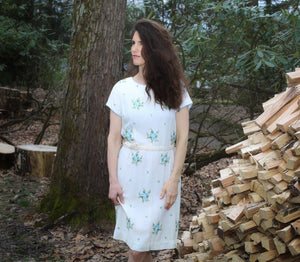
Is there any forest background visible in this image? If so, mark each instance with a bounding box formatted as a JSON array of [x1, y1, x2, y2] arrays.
[[1, 0, 299, 165]]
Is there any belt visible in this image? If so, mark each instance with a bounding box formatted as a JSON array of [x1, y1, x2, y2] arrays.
[[123, 141, 174, 151]]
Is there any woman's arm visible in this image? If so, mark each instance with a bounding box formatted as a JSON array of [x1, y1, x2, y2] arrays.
[[107, 110, 124, 205], [160, 106, 189, 209]]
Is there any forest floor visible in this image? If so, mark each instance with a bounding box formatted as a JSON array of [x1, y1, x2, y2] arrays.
[[0, 120, 235, 262]]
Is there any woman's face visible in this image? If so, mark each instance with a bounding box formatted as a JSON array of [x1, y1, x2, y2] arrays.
[[131, 31, 145, 67]]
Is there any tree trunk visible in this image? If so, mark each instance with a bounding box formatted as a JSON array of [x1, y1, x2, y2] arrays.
[[41, 0, 126, 227]]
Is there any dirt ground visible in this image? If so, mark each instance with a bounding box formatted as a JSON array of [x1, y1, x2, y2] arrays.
[[0, 120, 234, 261]]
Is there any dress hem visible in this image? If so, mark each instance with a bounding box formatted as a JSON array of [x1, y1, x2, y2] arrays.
[[113, 236, 177, 252]]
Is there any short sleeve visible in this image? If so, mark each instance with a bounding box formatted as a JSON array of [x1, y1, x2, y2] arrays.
[[106, 83, 122, 117], [179, 88, 193, 111]]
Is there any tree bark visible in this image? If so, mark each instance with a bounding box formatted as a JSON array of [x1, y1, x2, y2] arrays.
[[41, 0, 126, 227]]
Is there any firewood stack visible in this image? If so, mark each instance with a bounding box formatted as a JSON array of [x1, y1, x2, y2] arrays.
[[176, 69, 300, 262]]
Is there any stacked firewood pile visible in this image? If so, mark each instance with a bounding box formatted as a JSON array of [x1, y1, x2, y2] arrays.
[[176, 69, 300, 262]]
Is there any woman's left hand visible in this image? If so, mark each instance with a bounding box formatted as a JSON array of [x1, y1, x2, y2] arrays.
[[160, 179, 178, 210]]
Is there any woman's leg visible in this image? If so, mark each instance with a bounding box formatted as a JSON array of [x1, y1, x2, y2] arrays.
[[128, 250, 153, 262]]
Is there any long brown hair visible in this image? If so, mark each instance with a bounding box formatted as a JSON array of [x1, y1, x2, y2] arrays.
[[126, 19, 187, 110]]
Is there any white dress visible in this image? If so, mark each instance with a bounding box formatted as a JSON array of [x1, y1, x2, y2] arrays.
[[106, 77, 192, 252]]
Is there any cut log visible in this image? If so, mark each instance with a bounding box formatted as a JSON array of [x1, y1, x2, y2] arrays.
[[242, 120, 261, 136], [292, 141, 300, 156], [251, 180, 265, 199], [286, 71, 300, 86], [261, 236, 275, 251], [276, 225, 294, 243], [255, 87, 300, 127], [232, 183, 251, 194], [273, 181, 288, 194], [258, 169, 279, 180], [271, 133, 292, 149], [274, 237, 287, 255], [258, 150, 281, 168], [226, 140, 248, 154], [219, 175, 235, 188], [245, 241, 262, 253], [239, 166, 258, 180], [275, 207, 300, 223], [226, 204, 246, 224], [282, 170, 295, 182], [0, 142, 15, 168], [244, 201, 266, 219], [270, 172, 283, 184], [239, 220, 256, 233], [288, 119, 300, 135], [259, 207, 275, 220], [277, 110, 300, 133], [15, 144, 57, 177], [271, 191, 291, 204], [249, 192, 263, 203], [291, 219, 300, 235], [266, 95, 300, 134], [206, 213, 220, 225], [288, 238, 300, 256], [250, 232, 265, 245], [257, 250, 277, 262]]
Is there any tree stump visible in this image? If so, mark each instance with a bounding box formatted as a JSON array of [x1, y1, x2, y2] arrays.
[[15, 145, 57, 177], [0, 142, 15, 168]]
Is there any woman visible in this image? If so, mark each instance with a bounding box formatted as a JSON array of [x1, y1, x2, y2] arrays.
[[106, 19, 192, 262]]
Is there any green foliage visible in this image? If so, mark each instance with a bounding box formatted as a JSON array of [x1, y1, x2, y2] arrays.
[[0, 0, 72, 90], [126, 0, 299, 161], [127, 0, 299, 112]]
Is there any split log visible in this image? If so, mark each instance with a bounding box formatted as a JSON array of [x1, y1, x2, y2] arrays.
[[0, 142, 15, 168], [286, 71, 300, 86], [257, 250, 277, 262], [276, 225, 294, 243], [291, 219, 300, 235], [275, 207, 300, 223], [15, 144, 57, 177], [273, 237, 287, 255], [266, 96, 300, 134], [288, 238, 300, 256], [255, 87, 300, 128]]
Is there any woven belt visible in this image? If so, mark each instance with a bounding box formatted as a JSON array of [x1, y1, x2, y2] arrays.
[[123, 141, 174, 151]]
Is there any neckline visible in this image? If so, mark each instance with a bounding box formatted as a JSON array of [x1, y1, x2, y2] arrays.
[[132, 77, 146, 86]]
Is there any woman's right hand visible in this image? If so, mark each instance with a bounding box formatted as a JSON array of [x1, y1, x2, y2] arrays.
[[108, 183, 124, 206]]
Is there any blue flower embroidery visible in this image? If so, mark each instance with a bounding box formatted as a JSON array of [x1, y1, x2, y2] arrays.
[[139, 189, 151, 202], [152, 222, 162, 234], [132, 152, 142, 165], [132, 98, 144, 110], [176, 220, 179, 231], [126, 217, 134, 230], [170, 132, 176, 144], [123, 129, 134, 141], [160, 153, 169, 166], [147, 129, 159, 143]]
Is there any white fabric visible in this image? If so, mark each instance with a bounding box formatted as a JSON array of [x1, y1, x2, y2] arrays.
[[123, 141, 175, 151], [106, 77, 192, 252]]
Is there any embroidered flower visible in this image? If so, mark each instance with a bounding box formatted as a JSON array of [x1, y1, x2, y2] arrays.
[[152, 222, 162, 234], [126, 217, 134, 230], [160, 153, 169, 166], [123, 129, 134, 142], [132, 98, 144, 110], [132, 152, 142, 165], [147, 129, 159, 143], [176, 220, 179, 231], [170, 132, 176, 144], [139, 189, 151, 202]]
